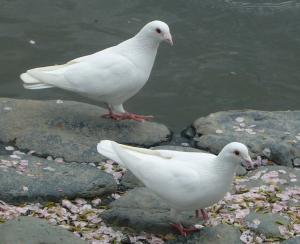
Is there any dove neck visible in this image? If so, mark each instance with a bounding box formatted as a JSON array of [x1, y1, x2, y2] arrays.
[[132, 33, 160, 50], [213, 154, 239, 177]]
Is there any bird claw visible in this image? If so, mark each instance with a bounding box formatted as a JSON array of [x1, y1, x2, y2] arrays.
[[195, 209, 209, 221], [170, 223, 199, 236], [102, 112, 153, 122]]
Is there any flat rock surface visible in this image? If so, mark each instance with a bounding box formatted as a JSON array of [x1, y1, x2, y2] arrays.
[[0, 98, 171, 162], [245, 212, 289, 238], [189, 110, 300, 167], [0, 142, 9, 156], [101, 187, 201, 234], [282, 237, 300, 244], [0, 154, 116, 204], [166, 224, 242, 244], [236, 165, 300, 192], [0, 216, 87, 244]]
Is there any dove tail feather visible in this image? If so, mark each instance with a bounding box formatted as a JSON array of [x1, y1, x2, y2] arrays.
[[97, 140, 124, 166], [20, 73, 54, 89]]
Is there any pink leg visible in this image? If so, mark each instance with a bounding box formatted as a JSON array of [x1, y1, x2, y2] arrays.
[[195, 209, 209, 221], [170, 223, 199, 236], [102, 108, 153, 122], [201, 209, 209, 221]]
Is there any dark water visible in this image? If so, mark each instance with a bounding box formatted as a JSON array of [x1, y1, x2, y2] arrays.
[[1, 0, 300, 131]]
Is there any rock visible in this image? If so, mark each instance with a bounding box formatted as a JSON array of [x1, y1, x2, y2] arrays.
[[166, 224, 242, 244], [0, 142, 10, 156], [237, 165, 300, 192], [101, 187, 200, 234], [0, 216, 87, 244], [282, 237, 300, 244], [236, 165, 247, 176], [189, 110, 300, 167], [121, 171, 144, 189], [293, 158, 300, 168], [0, 98, 171, 162], [245, 212, 289, 238], [0, 154, 116, 204]]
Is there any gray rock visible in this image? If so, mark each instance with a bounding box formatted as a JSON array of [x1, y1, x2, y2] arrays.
[[293, 158, 300, 168], [166, 224, 242, 244], [101, 187, 201, 234], [0, 154, 116, 204], [189, 110, 300, 167], [282, 237, 300, 244], [237, 165, 300, 192], [0, 142, 9, 155], [0, 216, 87, 244], [121, 170, 144, 189], [0, 98, 171, 162], [236, 165, 247, 176], [245, 212, 289, 238]]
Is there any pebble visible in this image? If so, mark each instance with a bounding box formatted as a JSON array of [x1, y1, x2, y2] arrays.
[[235, 117, 245, 123], [5, 146, 14, 151]]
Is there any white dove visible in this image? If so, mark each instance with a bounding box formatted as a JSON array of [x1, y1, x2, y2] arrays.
[[20, 20, 173, 122], [97, 140, 252, 236]]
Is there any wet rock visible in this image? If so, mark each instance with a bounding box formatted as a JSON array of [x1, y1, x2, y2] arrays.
[[166, 224, 242, 244], [0, 98, 171, 162], [236, 165, 300, 192], [121, 171, 144, 189], [293, 158, 300, 168], [0, 216, 87, 244], [0, 142, 10, 156], [282, 236, 300, 244], [245, 212, 289, 238], [189, 110, 300, 167], [101, 187, 200, 234], [0, 154, 117, 204]]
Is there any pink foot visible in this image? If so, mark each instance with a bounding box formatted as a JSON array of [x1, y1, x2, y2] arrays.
[[195, 209, 209, 221], [170, 223, 199, 236], [102, 112, 153, 122]]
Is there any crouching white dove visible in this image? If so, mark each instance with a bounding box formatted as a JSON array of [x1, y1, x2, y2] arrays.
[[97, 140, 252, 236], [20, 20, 173, 122]]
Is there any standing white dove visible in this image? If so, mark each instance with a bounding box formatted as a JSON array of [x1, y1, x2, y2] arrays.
[[97, 140, 252, 236], [20, 20, 173, 122]]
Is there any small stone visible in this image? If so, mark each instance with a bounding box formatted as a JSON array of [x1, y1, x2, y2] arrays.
[[43, 166, 55, 172], [240, 123, 246, 127], [3, 106, 12, 111], [5, 146, 14, 151], [262, 148, 271, 158], [22, 186, 29, 192], [235, 117, 244, 123], [293, 158, 300, 168], [216, 129, 223, 134], [54, 158, 64, 163]]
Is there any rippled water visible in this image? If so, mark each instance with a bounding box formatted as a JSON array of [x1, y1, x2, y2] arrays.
[[0, 0, 300, 131]]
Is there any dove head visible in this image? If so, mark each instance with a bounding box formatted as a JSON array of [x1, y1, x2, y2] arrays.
[[137, 20, 173, 46], [218, 142, 252, 168]]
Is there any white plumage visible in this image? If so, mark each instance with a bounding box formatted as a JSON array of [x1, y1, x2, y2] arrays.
[[97, 140, 252, 235], [20, 20, 173, 121]]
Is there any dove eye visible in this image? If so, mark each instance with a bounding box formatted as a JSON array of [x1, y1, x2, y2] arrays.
[[234, 150, 240, 156], [156, 28, 162, 34]]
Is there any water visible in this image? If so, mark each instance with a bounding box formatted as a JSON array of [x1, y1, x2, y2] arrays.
[[0, 0, 300, 131]]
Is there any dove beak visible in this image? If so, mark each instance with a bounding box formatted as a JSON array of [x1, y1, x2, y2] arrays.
[[164, 33, 173, 46], [242, 155, 253, 169]]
